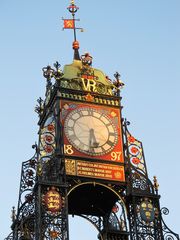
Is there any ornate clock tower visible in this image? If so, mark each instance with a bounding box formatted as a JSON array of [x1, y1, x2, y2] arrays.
[[5, 1, 179, 240]]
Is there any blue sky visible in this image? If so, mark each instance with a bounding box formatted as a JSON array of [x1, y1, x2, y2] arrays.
[[0, 0, 179, 239]]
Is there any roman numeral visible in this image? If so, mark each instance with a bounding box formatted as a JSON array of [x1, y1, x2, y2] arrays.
[[109, 132, 115, 137], [67, 126, 73, 131], [100, 146, 106, 153], [69, 134, 77, 141], [106, 140, 114, 146], [77, 142, 85, 150], [88, 109, 94, 116], [78, 111, 83, 117]]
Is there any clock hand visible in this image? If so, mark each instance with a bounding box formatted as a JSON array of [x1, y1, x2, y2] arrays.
[[89, 129, 99, 150]]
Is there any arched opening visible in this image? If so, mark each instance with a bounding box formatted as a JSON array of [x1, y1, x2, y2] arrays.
[[68, 182, 120, 216], [68, 182, 128, 239]]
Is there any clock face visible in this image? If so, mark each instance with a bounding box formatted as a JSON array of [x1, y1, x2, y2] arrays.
[[64, 107, 118, 156]]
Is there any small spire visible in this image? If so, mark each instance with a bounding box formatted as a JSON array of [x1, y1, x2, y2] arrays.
[[63, 0, 83, 60]]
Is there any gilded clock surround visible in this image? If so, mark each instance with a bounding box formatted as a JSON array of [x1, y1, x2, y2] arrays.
[[61, 100, 124, 163], [64, 106, 118, 156]]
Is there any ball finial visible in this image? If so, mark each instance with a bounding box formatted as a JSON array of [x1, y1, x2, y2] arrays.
[[73, 40, 80, 49]]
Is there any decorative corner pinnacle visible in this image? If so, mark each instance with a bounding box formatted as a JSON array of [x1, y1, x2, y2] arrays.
[[42, 62, 63, 85], [35, 97, 44, 116], [153, 176, 159, 193], [42, 65, 54, 80], [11, 206, 16, 223], [53, 61, 63, 80], [113, 71, 125, 89], [42, 65, 54, 93]]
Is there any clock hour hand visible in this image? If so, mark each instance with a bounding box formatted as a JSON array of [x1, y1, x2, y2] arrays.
[[89, 129, 99, 150]]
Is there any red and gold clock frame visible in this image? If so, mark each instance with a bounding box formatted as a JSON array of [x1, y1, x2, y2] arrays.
[[60, 100, 124, 163]]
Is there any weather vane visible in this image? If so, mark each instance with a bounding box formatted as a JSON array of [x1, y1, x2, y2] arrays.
[[62, 0, 83, 42]]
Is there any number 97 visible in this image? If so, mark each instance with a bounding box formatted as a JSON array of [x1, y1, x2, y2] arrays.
[[111, 151, 122, 161]]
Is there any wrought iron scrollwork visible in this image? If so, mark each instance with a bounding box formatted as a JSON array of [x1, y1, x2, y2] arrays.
[[69, 197, 129, 238], [9, 153, 37, 239], [4, 232, 13, 240], [127, 196, 164, 239], [124, 119, 155, 195], [161, 207, 180, 240], [108, 200, 128, 233], [17, 154, 37, 209], [79, 214, 103, 232], [131, 169, 154, 194]]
